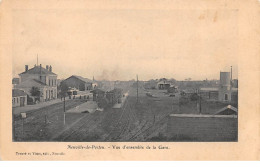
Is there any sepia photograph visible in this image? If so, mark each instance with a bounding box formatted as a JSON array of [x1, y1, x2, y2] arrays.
[[11, 9, 238, 142]]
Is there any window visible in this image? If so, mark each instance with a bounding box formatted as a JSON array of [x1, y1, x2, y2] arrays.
[[52, 80, 53, 86], [225, 94, 228, 101], [49, 80, 51, 86]]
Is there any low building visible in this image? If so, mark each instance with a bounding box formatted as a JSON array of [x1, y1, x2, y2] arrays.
[[167, 114, 237, 141], [61, 75, 94, 91], [200, 87, 219, 101], [12, 89, 27, 107], [157, 81, 171, 90], [200, 87, 238, 102], [200, 71, 238, 102]]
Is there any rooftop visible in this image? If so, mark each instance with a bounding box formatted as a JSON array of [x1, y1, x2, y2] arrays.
[[19, 66, 57, 75], [169, 113, 237, 118], [214, 105, 238, 115], [12, 89, 27, 97], [16, 79, 47, 88], [69, 75, 93, 83]]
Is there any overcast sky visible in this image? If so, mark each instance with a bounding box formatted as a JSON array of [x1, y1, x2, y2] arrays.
[[12, 9, 238, 81]]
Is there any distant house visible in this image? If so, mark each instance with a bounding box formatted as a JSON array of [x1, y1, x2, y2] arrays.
[[199, 72, 238, 103], [157, 81, 171, 90], [16, 64, 58, 102], [61, 75, 94, 91], [12, 89, 27, 107], [200, 87, 219, 100]]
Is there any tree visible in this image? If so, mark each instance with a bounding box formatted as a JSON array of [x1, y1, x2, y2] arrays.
[[30, 86, 41, 97], [60, 82, 69, 97]]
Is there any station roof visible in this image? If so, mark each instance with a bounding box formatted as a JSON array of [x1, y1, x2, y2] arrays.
[[69, 75, 93, 83]]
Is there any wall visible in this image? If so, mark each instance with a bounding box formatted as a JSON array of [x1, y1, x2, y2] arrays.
[[12, 96, 27, 107], [167, 114, 238, 141], [219, 72, 231, 101], [48, 75, 58, 86], [42, 87, 57, 101], [20, 74, 40, 82], [62, 77, 86, 91]]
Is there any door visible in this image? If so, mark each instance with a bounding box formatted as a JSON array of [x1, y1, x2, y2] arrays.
[[20, 97, 25, 107], [225, 94, 228, 101]]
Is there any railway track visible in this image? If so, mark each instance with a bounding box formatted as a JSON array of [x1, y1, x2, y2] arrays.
[[104, 97, 131, 141], [129, 115, 169, 141], [13, 100, 86, 141], [56, 112, 102, 141]]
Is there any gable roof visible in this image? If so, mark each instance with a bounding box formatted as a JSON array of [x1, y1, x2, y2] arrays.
[[214, 105, 238, 115], [69, 75, 93, 83], [16, 79, 47, 88], [19, 66, 57, 75], [12, 89, 27, 97]]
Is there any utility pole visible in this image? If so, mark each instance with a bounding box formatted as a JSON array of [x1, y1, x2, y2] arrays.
[[37, 54, 38, 66], [230, 66, 233, 102], [231, 66, 233, 82], [230, 66, 233, 90], [136, 75, 139, 103]]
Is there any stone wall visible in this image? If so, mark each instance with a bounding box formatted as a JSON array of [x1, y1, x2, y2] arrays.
[[167, 114, 238, 141]]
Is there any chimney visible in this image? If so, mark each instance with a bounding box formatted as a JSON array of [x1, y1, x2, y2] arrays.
[[49, 65, 52, 72], [25, 65, 28, 72], [46, 65, 49, 71]]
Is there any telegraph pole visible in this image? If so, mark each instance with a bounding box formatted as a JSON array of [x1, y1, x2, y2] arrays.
[[230, 66, 233, 102], [230, 66, 233, 90]]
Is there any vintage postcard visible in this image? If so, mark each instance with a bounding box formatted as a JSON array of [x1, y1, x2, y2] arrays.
[[0, 0, 259, 160]]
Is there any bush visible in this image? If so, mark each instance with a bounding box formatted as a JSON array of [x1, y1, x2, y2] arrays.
[[190, 93, 199, 101], [97, 98, 108, 109]]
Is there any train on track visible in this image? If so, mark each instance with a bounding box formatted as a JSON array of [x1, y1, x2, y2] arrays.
[[91, 88, 123, 108]]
